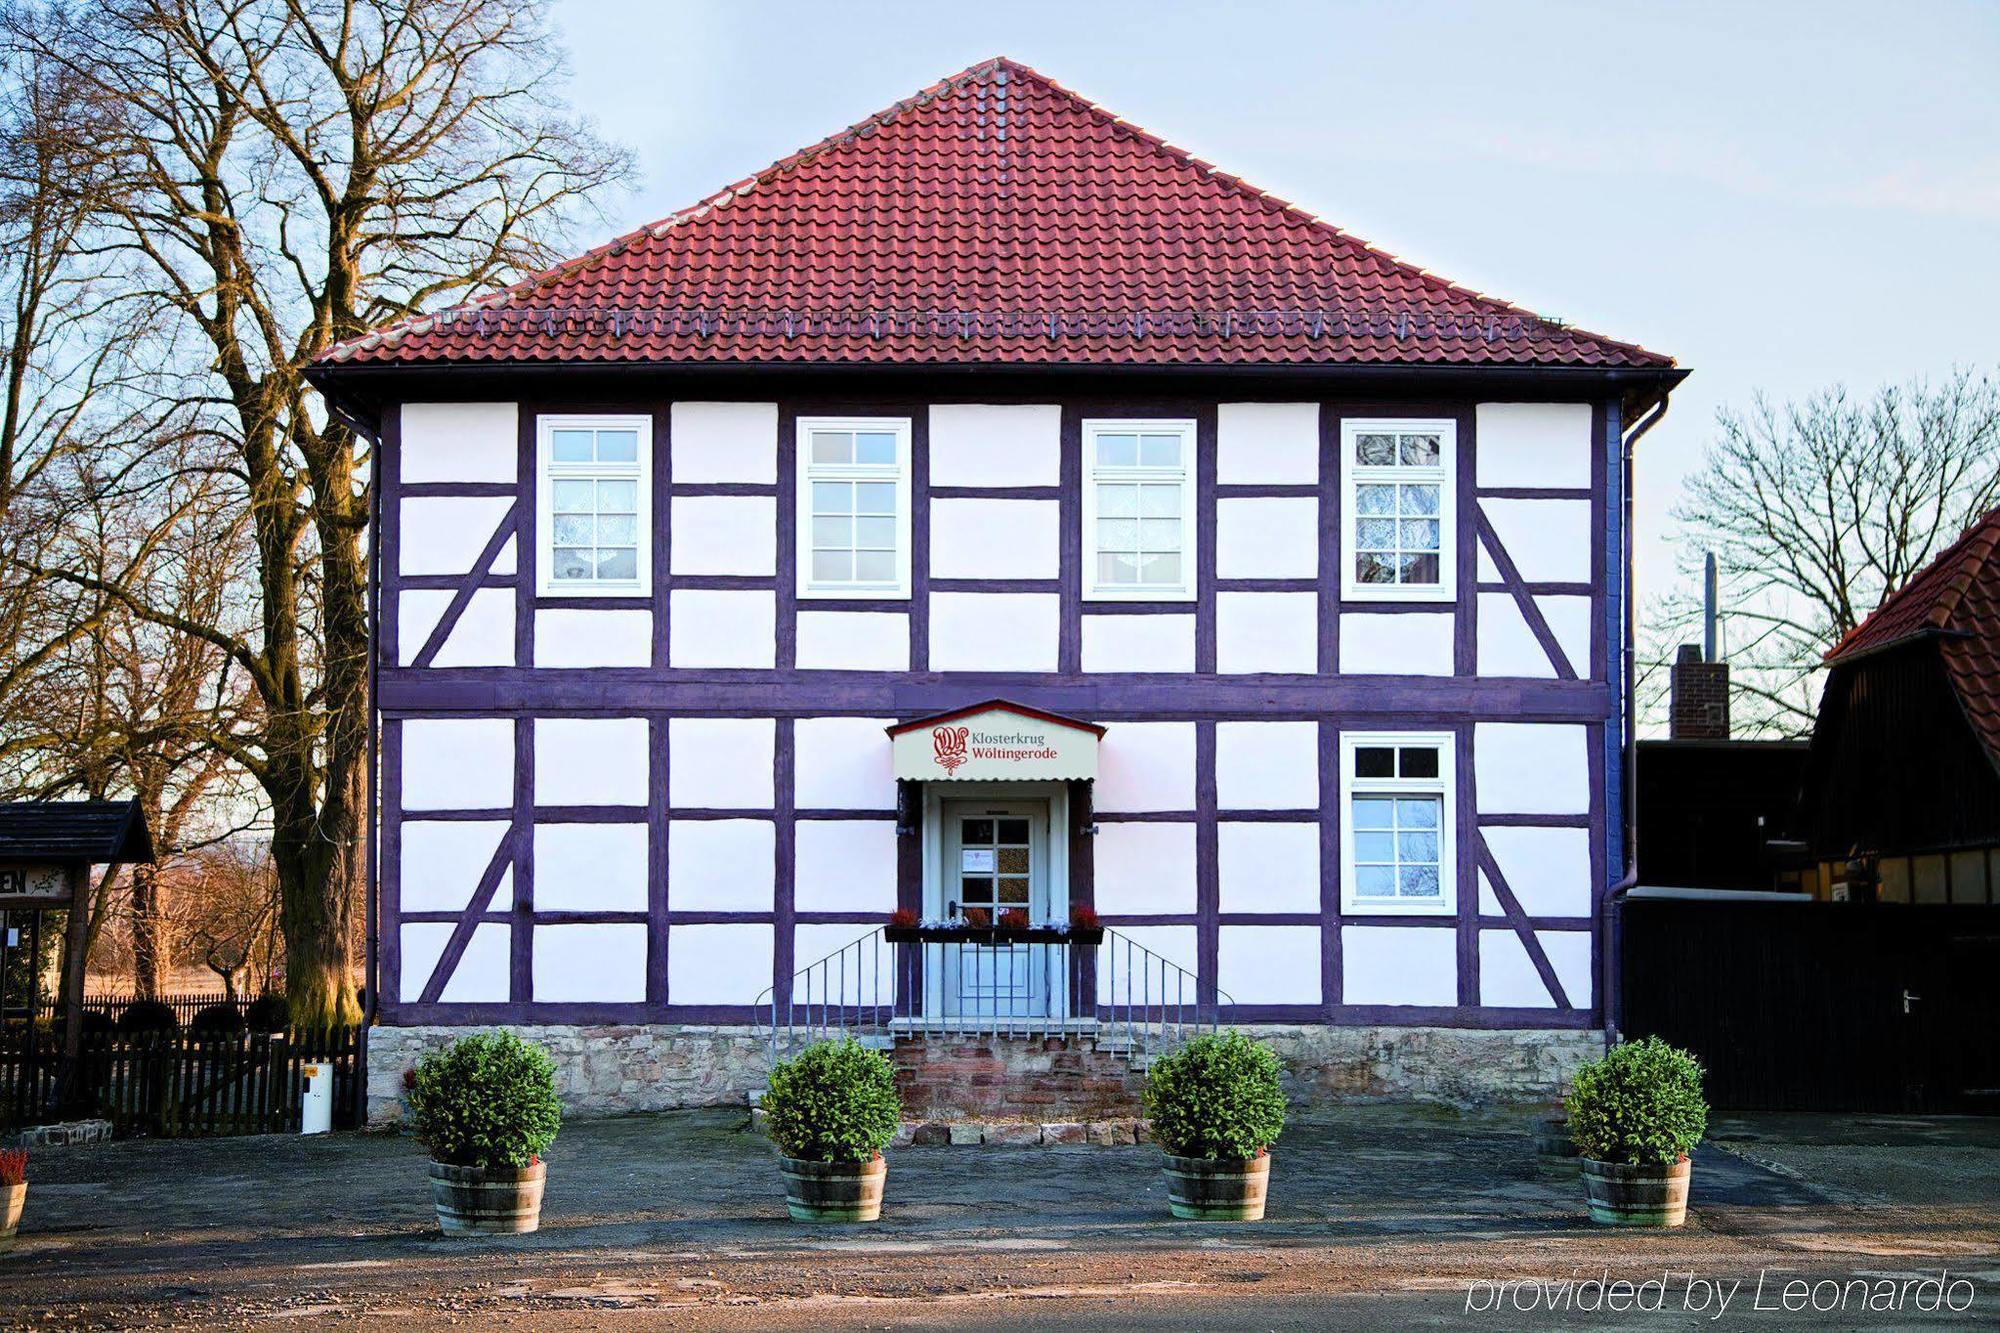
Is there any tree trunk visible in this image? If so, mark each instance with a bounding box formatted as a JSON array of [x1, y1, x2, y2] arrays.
[[129, 861, 164, 999]]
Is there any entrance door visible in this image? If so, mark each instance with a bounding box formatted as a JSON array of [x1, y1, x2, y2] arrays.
[[941, 800, 1053, 1021]]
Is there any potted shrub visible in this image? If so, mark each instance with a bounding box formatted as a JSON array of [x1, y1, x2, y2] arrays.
[[1143, 1031, 1286, 1221], [1566, 1036, 1708, 1227], [762, 1037, 902, 1223], [0, 1149, 24, 1252], [404, 1031, 562, 1235]]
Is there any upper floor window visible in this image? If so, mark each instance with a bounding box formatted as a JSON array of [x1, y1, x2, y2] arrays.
[[1082, 418, 1197, 601], [796, 416, 912, 599], [537, 414, 651, 596], [1339, 731, 1455, 916], [1341, 418, 1455, 602]]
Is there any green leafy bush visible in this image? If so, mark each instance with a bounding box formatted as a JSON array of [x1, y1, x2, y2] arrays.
[[1142, 1031, 1286, 1160], [1566, 1036, 1708, 1167], [405, 1032, 562, 1169], [762, 1037, 902, 1164]]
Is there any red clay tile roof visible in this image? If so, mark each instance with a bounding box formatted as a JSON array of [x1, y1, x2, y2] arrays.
[[1825, 506, 2000, 763], [320, 57, 1673, 372]]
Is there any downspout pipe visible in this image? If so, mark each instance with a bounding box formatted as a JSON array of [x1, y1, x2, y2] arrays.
[[1601, 390, 1671, 1049]]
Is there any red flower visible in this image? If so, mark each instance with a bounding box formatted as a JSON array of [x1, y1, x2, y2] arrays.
[[1070, 906, 1100, 930], [887, 907, 919, 929]]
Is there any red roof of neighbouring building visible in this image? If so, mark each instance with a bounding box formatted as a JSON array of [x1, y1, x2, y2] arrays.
[[319, 57, 1674, 372], [1825, 506, 2000, 762]]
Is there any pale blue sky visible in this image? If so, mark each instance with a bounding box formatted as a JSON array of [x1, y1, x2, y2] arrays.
[[549, 0, 2000, 610]]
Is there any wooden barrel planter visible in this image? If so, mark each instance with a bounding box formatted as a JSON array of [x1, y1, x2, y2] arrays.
[[781, 1155, 886, 1222], [0, 1182, 23, 1252], [428, 1160, 546, 1235], [1580, 1156, 1690, 1227], [1163, 1153, 1270, 1221]]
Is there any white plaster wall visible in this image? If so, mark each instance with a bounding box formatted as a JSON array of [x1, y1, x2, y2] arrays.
[[1217, 925, 1322, 1004], [796, 612, 908, 671], [1478, 929, 1591, 1008], [670, 496, 776, 576], [668, 819, 775, 910], [399, 496, 514, 576], [1216, 403, 1319, 484], [1540, 595, 1592, 678], [1096, 722, 1197, 812], [791, 924, 895, 1004], [668, 590, 776, 669], [1482, 498, 1592, 583], [1216, 592, 1318, 674], [669, 922, 772, 1004], [534, 823, 648, 912], [929, 498, 1060, 579], [1096, 925, 1198, 1004], [1476, 593, 1554, 678], [793, 716, 896, 810], [1217, 822, 1320, 913], [668, 717, 775, 809], [401, 922, 510, 1003], [399, 589, 514, 667], [534, 609, 652, 668], [928, 404, 1061, 487], [928, 592, 1059, 672], [400, 402, 519, 485], [670, 402, 777, 484], [401, 718, 513, 811], [534, 718, 649, 806], [1080, 613, 1194, 673], [1473, 403, 1593, 489], [1480, 825, 1593, 917], [400, 821, 511, 913], [1215, 497, 1319, 579], [793, 820, 898, 913], [1339, 612, 1454, 676], [534, 923, 648, 1003], [1215, 721, 1319, 811], [1340, 925, 1457, 1006], [1093, 822, 1197, 915], [1474, 723, 1590, 815]]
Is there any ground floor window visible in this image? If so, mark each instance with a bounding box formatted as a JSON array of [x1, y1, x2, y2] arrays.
[[1340, 731, 1455, 915]]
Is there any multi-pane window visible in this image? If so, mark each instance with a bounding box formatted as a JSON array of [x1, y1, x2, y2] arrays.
[[956, 815, 1033, 917], [797, 417, 911, 599], [1340, 732, 1454, 915], [1083, 419, 1197, 601], [1342, 419, 1455, 602], [538, 415, 650, 595]]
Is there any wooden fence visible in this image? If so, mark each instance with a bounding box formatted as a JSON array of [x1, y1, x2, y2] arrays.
[[75, 993, 274, 1027], [0, 1026, 362, 1136]]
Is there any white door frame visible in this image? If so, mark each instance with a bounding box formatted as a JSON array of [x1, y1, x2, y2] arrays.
[[920, 781, 1071, 1023]]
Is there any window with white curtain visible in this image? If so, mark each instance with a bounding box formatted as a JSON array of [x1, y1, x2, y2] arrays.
[[796, 417, 912, 599], [1339, 731, 1455, 915], [1082, 418, 1197, 601], [537, 414, 651, 596]]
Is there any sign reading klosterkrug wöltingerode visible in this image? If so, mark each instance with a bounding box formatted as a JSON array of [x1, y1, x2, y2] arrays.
[[889, 704, 1100, 782]]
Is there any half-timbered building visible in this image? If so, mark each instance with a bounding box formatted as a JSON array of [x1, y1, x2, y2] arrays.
[[309, 58, 1686, 1118]]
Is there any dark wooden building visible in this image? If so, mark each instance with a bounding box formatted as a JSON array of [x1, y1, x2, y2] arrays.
[[1798, 509, 2000, 904]]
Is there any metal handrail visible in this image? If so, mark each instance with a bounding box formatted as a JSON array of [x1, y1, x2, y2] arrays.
[[753, 924, 1228, 1067]]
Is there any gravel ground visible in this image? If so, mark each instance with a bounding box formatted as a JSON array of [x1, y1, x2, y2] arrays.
[[3, 1104, 1996, 1329]]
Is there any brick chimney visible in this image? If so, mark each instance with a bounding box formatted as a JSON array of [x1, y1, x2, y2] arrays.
[[1669, 643, 1730, 740]]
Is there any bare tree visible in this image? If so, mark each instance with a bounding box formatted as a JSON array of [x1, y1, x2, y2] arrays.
[[169, 840, 281, 999], [4, 0, 628, 1023], [1649, 369, 2000, 734]]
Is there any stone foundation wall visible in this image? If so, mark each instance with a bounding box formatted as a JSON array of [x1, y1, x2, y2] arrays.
[[365, 1022, 1601, 1125], [365, 1024, 771, 1127], [892, 1035, 1143, 1124]]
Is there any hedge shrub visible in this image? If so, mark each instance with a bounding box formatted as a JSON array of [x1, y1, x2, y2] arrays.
[[1143, 1031, 1286, 1160], [762, 1037, 901, 1164], [405, 1031, 562, 1169], [1566, 1036, 1708, 1167]]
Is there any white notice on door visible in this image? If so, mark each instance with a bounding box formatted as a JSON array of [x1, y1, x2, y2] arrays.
[[961, 848, 996, 873]]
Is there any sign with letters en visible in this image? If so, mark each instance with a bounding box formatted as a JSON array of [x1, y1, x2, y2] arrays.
[[0, 862, 72, 906], [891, 705, 1099, 783]]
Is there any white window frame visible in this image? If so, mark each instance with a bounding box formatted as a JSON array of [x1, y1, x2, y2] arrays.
[[795, 415, 913, 601], [1338, 730, 1456, 917], [1081, 417, 1198, 603], [1340, 417, 1456, 604], [536, 413, 652, 598]]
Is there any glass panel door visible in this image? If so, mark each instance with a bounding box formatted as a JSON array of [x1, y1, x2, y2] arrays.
[[941, 800, 1052, 1021]]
